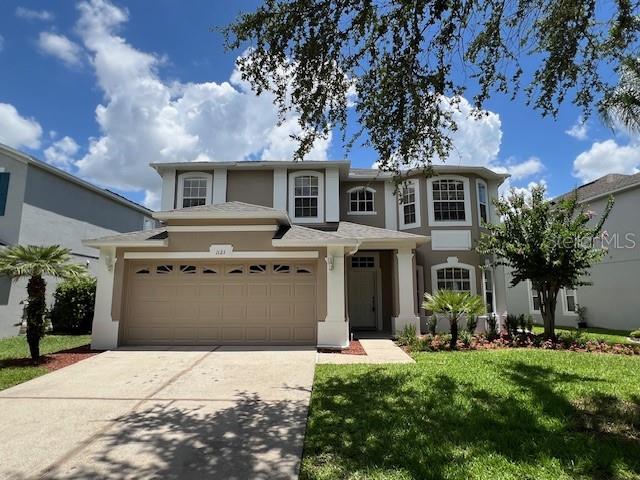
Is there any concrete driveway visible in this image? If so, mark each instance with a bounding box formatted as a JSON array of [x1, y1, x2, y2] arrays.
[[0, 346, 317, 480]]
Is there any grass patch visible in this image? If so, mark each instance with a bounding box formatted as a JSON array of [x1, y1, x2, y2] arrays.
[[0, 334, 90, 391], [301, 349, 640, 480], [533, 325, 633, 344]]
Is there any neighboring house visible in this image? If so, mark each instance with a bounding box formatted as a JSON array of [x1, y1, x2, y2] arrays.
[[506, 172, 640, 331], [85, 160, 510, 349], [0, 143, 155, 337]]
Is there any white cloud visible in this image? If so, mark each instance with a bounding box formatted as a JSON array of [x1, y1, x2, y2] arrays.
[[565, 116, 588, 140], [508, 179, 549, 202], [70, 0, 330, 207], [44, 136, 80, 169], [15, 7, 54, 21], [573, 139, 640, 183], [38, 32, 84, 67], [0, 103, 42, 149], [503, 157, 544, 180]]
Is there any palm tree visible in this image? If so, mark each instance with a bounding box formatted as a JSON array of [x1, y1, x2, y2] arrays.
[[423, 290, 485, 349], [0, 245, 87, 360], [600, 56, 640, 134]]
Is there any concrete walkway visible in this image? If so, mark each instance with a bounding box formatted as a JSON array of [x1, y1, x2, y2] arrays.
[[316, 338, 414, 364], [0, 346, 316, 480]]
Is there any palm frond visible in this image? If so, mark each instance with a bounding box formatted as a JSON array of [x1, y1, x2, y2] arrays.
[[0, 245, 87, 280]]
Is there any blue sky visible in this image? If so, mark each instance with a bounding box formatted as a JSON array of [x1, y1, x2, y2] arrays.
[[1, 0, 639, 208]]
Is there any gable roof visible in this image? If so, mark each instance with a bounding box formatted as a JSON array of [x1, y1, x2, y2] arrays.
[[153, 201, 289, 221], [555, 172, 640, 203], [0, 142, 152, 216], [83, 228, 168, 247]]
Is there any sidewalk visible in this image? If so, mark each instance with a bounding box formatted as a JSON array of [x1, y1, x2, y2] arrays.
[[316, 339, 414, 364]]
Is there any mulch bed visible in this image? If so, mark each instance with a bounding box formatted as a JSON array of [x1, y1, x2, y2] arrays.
[[0, 345, 102, 372], [318, 340, 367, 355]]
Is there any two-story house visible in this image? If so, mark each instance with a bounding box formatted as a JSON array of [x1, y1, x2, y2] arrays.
[[0, 143, 155, 337], [506, 172, 640, 332], [85, 160, 509, 349]]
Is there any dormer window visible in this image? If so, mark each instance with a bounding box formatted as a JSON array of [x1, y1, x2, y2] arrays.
[[177, 172, 212, 209], [347, 187, 376, 214], [288, 171, 324, 223]]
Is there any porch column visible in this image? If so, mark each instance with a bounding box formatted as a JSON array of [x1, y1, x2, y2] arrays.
[[91, 247, 119, 350], [392, 247, 420, 335], [317, 245, 350, 348]]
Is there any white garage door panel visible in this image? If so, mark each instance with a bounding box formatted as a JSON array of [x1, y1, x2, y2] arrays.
[[122, 260, 318, 345]]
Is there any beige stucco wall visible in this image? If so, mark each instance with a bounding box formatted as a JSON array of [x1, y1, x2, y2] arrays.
[[339, 181, 386, 228], [226, 170, 274, 207]]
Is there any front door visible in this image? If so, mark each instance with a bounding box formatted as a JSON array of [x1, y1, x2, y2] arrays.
[[348, 255, 380, 330]]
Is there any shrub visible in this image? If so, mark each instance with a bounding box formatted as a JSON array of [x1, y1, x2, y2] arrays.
[[505, 314, 520, 336], [518, 314, 526, 333], [629, 329, 640, 338], [397, 323, 418, 348], [526, 314, 534, 333], [486, 313, 498, 340], [49, 276, 97, 334], [426, 315, 438, 335], [466, 315, 478, 334]]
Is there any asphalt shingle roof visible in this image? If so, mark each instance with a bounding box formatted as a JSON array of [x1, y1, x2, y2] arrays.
[[555, 172, 640, 203], [84, 228, 167, 244], [157, 201, 286, 215]]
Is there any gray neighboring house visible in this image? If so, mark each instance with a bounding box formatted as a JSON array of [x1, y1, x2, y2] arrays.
[[505, 172, 640, 332], [0, 143, 155, 338]]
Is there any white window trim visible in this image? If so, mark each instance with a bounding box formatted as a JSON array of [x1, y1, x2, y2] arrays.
[[427, 175, 472, 227], [398, 178, 421, 230], [561, 287, 578, 316], [527, 280, 541, 314], [346, 186, 377, 215], [481, 266, 497, 313], [430, 257, 477, 295], [476, 178, 489, 226], [288, 170, 324, 224], [177, 171, 212, 209]]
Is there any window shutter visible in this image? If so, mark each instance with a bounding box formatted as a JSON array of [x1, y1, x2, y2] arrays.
[[0, 173, 10, 216]]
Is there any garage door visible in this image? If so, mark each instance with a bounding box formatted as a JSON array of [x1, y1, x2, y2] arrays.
[[121, 260, 317, 345]]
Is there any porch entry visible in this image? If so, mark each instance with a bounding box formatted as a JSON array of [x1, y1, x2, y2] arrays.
[[348, 252, 383, 331]]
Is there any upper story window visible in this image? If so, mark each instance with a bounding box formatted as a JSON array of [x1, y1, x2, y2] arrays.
[[399, 179, 420, 229], [177, 172, 212, 209], [288, 171, 324, 223], [347, 187, 376, 214], [427, 176, 472, 227], [0, 171, 10, 216], [477, 179, 489, 224]]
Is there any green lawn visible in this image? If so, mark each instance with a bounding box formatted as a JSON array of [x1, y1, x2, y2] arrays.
[[533, 325, 634, 344], [301, 350, 640, 480], [0, 334, 90, 391]]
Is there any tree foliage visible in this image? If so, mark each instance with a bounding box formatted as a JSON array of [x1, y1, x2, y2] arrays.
[[601, 55, 640, 133], [0, 245, 87, 359], [225, 0, 640, 172], [476, 186, 613, 338], [423, 290, 485, 349]]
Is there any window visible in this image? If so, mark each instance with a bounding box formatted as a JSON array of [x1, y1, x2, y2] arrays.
[[156, 265, 173, 275], [348, 187, 375, 214], [563, 288, 577, 314], [177, 172, 212, 209], [249, 264, 267, 274], [433, 179, 466, 221], [0, 172, 9, 216], [294, 176, 319, 217], [180, 265, 197, 274], [528, 281, 541, 313], [399, 179, 420, 229], [202, 266, 218, 274], [427, 176, 471, 226], [226, 265, 244, 275], [273, 264, 291, 274], [435, 267, 471, 292], [431, 258, 477, 295], [296, 265, 313, 275], [135, 267, 150, 275], [482, 268, 495, 313], [477, 180, 489, 224], [289, 171, 324, 223], [351, 256, 375, 268]]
